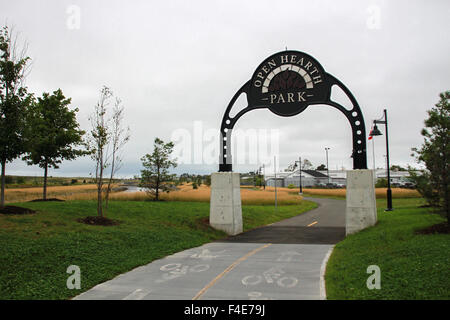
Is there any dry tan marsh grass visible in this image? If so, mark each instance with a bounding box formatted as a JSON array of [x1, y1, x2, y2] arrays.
[[104, 185, 303, 205], [3, 184, 116, 203], [302, 187, 420, 198], [4, 182, 420, 204]]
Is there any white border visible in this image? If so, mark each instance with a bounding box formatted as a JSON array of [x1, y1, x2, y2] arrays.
[[319, 245, 335, 300]]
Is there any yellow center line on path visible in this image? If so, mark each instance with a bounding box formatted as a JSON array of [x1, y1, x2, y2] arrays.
[[192, 243, 272, 300], [307, 221, 318, 227]]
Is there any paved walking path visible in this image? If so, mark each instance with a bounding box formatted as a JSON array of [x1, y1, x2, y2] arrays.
[[74, 197, 345, 300]]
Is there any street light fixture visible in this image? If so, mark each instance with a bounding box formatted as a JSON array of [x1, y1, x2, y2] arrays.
[[370, 109, 393, 211], [325, 147, 330, 184]]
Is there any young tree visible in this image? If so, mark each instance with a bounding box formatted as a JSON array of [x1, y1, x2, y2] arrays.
[[0, 25, 32, 207], [88, 86, 112, 217], [23, 89, 86, 200], [88, 87, 130, 216], [411, 91, 449, 224], [104, 97, 130, 208], [139, 138, 177, 201]]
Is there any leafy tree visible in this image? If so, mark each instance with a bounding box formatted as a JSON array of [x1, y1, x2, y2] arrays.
[[204, 175, 211, 186], [0, 25, 32, 207], [411, 91, 449, 223], [390, 165, 407, 171], [375, 178, 388, 188], [291, 159, 313, 171], [285, 164, 295, 172], [179, 173, 190, 183], [302, 159, 313, 170], [16, 176, 26, 184], [255, 176, 263, 187], [407, 168, 437, 206], [139, 138, 177, 201], [23, 89, 86, 200], [196, 175, 202, 187], [4, 176, 13, 184], [316, 164, 327, 171]]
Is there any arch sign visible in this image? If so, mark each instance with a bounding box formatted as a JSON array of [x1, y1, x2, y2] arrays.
[[219, 50, 367, 172], [210, 50, 377, 236]]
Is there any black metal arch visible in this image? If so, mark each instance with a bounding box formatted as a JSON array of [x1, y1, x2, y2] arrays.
[[218, 73, 368, 172]]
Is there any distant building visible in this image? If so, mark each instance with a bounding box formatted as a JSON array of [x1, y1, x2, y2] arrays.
[[370, 169, 418, 187], [265, 169, 329, 187], [240, 175, 257, 186], [264, 168, 420, 187]]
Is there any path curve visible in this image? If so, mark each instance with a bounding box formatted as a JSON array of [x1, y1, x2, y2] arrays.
[[74, 197, 345, 300]]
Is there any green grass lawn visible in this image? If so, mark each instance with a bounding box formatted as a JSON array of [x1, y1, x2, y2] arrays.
[[0, 200, 316, 300], [325, 198, 449, 300]]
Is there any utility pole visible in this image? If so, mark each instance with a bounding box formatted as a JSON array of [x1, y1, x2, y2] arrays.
[[294, 157, 303, 194], [274, 156, 277, 211], [384, 109, 392, 211], [262, 164, 265, 190], [325, 147, 330, 184], [299, 156, 303, 194]]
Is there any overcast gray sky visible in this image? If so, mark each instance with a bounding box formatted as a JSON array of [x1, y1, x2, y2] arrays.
[[1, 0, 449, 177]]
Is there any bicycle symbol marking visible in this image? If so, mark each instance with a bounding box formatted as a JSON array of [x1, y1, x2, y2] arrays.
[[156, 263, 210, 283], [241, 267, 298, 288], [248, 291, 271, 300], [169, 248, 228, 260]]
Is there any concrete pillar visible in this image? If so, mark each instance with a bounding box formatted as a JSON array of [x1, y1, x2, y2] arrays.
[[346, 170, 377, 235], [209, 172, 243, 235]]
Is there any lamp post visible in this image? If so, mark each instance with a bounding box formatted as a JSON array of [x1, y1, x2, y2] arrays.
[[371, 109, 393, 211], [294, 157, 303, 194], [325, 147, 330, 184]]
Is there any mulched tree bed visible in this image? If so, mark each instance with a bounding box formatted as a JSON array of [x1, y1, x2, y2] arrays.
[[415, 222, 449, 235], [29, 198, 65, 202], [77, 216, 121, 226], [0, 206, 37, 215]]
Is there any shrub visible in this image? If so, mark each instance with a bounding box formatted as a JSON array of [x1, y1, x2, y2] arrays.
[[205, 175, 211, 186], [16, 176, 26, 184], [4, 176, 14, 184], [375, 178, 388, 188]]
